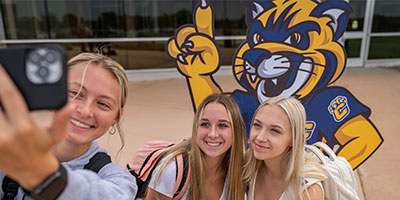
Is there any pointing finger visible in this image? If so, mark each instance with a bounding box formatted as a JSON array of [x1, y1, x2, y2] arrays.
[[194, 0, 214, 37]]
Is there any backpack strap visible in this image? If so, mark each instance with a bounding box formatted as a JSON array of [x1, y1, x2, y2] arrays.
[[2, 176, 20, 200], [172, 152, 191, 200], [136, 143, 175, 180], [84, 152, 112, 173]]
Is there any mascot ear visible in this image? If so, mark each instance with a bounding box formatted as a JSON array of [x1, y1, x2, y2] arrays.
[[244, 1, 275, 26], [311, 1, 352, 41]]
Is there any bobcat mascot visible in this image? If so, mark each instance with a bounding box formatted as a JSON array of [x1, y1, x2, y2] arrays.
[[167, 0, 383, 169]]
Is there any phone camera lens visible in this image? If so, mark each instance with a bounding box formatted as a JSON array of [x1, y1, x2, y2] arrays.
[[37, 66, 49, 79], [45, 51, 56, 63], [29, 52, 41, 64]]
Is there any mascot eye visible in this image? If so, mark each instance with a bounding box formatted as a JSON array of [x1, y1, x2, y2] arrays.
[[252, 33, 265, 45], [284, 32, 302, 46]]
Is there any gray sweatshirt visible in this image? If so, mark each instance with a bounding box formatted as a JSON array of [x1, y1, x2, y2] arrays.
[[0, 141, 137, 200]]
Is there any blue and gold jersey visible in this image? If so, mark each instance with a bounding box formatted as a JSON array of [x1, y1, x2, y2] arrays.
[[303, 87, 371, 146]]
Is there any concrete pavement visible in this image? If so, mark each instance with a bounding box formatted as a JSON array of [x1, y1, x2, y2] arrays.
[[33, 66, 399, 199], [100, 66, 399, 199]]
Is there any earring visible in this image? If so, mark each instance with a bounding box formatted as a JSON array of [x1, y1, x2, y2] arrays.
[[109, 125, 116, 135]]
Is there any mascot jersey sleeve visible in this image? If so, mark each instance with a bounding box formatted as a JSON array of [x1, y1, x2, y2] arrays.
[[303, 87, 371, 145]]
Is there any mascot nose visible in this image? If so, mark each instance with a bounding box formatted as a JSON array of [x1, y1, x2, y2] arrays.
[[243, 49, 271, 67]]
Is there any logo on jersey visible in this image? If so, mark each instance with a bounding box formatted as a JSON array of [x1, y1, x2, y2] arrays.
[[328, 96, 350, 122], [305, 121, 316, 141]]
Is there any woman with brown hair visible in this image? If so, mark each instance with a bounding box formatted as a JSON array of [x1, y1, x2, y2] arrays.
[[146, 93, 246, 200]]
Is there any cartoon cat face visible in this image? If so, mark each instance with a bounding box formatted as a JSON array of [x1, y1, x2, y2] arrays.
[[233, 0, 351, 103]]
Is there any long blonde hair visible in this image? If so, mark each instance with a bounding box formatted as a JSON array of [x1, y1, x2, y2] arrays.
[[153, 93, 246, 200], [67, 53, 129, 150], [243, 96, 325, 199]]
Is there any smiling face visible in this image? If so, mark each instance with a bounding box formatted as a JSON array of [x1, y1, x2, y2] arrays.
[[250, 104, 292, 162], [66, 62, 120, 146], [196, 102, 233, 161]]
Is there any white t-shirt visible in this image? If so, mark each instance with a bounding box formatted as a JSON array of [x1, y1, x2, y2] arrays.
[[247, 170, 324, 200], [149, 158, 229, 200]]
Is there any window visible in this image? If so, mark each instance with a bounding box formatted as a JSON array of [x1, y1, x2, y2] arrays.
[[368, 36, 400, 59], [372, 0, 400, 33], [346, 0, 366, 32], [345, 39, 361, 58]]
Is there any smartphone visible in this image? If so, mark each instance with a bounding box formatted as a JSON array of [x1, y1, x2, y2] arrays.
[[0, 44, 68, 110]]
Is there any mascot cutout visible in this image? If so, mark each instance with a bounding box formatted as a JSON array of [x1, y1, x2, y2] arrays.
[[166, 0, 383, 169]]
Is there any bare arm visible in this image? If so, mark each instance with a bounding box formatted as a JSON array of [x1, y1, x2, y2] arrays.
[[303, 183, 323, 200]]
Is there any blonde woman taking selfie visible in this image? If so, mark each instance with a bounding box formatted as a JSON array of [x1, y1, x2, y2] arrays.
[[0, 53, 137, 200]]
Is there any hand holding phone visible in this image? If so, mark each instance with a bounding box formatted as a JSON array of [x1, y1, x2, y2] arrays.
[[0, 61, 74, 190], [0, 44, 68, 110]]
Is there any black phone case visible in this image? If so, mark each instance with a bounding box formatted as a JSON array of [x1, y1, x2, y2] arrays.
[[0, 44, 68, 110]]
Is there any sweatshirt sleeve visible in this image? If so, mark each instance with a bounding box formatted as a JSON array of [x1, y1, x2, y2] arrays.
[[0, 173, 4, 198], [57, 163, 137, 200]]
